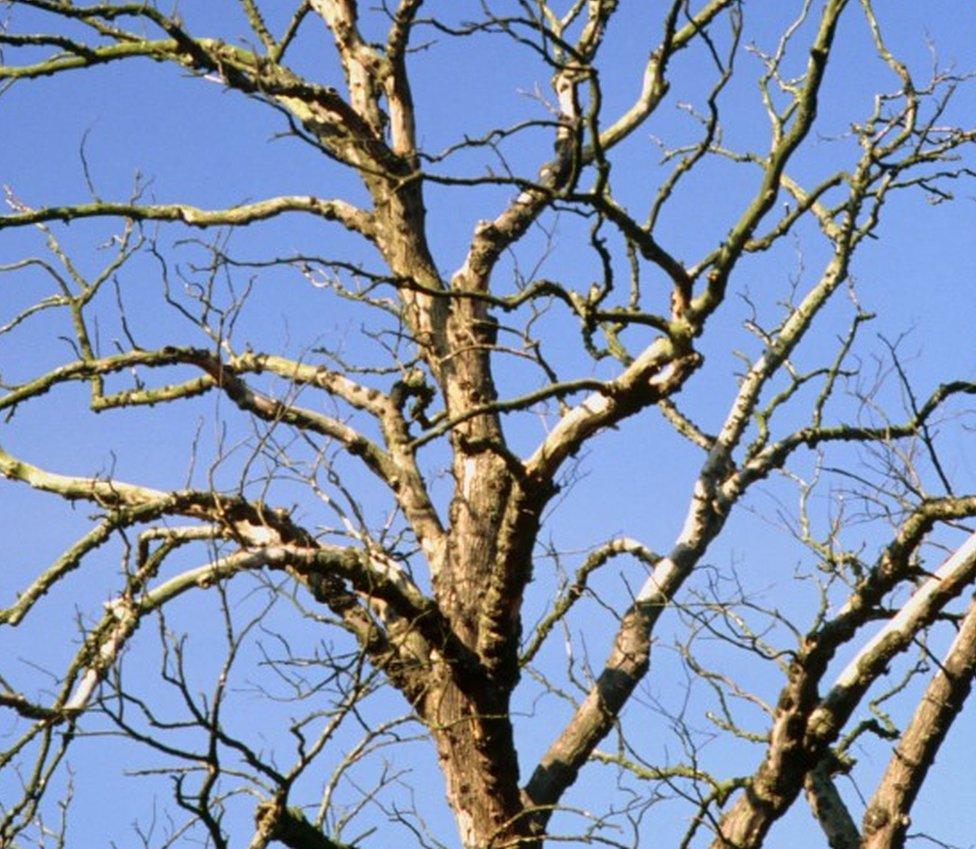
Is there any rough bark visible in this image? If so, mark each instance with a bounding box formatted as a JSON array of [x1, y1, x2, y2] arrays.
[[861, 594, 976, 849], [805, 760, 860, 849], [3, 3, 976, 849]]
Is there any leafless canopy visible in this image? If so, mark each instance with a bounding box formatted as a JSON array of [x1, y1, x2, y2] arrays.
[[2, 2, 976, 848]]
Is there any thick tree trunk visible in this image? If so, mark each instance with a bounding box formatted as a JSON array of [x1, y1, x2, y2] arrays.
[[369, 181, 536, 848], [421, 671, 527, 849]]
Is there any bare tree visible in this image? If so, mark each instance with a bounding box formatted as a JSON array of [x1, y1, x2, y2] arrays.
[[2, 2, 976, 848]]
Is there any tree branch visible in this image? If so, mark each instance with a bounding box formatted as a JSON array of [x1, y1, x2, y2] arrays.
[[804, 758, 860, 849], [0, 196, 376, 238], [861, 593, 976, 849]]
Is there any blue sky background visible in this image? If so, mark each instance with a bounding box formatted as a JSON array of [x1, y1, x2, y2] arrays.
[[2, 2, 976, 847]]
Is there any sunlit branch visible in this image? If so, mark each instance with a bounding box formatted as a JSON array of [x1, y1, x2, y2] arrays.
[[0, 196, 376, 238], [0, 346, 446, 556], [861, 592, 976, 849]]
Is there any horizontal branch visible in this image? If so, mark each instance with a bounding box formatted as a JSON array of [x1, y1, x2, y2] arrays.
[[0, 442, 320, 552], [1, 345, 445, 559], [0, 437, 447, 636], [411, 377, 607, 449], [0, 196, 376, 238], [0, 9, 403, 173], [0, 35, 182, 79], [737, 380, 976, 487]]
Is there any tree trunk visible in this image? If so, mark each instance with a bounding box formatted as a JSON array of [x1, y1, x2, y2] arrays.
[[371, 179, 535, 847]]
